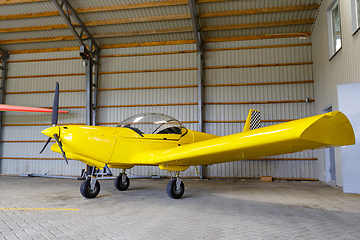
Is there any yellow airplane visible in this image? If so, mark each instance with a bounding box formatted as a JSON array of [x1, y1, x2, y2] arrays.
[[40, 83, 355, 199]]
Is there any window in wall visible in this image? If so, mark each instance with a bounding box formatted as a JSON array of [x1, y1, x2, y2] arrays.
[[351, 0, 360, 34], [327, 0, 342, 59]]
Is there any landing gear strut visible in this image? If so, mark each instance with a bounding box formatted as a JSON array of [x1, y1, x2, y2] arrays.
[[80, 166, 100, 198], [166, 172, 185, 199], [114, 170, 130, 191]]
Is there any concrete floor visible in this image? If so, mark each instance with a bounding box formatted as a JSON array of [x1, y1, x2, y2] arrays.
[[1, 176, 360, 240]]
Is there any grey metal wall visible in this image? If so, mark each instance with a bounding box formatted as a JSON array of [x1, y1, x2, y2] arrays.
[[2, 51, 86, 176], [203, 37, 315, 178], [1, 37, 316, 179]]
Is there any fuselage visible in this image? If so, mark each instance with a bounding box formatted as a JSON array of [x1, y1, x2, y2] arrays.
[[41, 125, 218, 169]]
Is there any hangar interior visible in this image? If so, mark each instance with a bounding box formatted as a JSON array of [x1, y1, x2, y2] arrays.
[[0, 0, 359, 191]]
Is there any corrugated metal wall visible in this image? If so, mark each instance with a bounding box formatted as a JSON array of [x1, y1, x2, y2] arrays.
[[203, 37, 315, 178], [312, 0, 360, 186], [98, 44, 199, 177], [1, 37, 316, 179], [2, 50, 87, 176]]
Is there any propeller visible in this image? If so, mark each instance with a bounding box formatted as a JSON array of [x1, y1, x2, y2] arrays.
[[39, 82, 68, 164], [39, 137, 51, 154], [52, 82, 59, 126], [53, 133, 68, 164]]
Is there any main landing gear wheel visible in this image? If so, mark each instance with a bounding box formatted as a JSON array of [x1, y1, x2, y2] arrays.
[[80, 178, 100, 198], [114, 173, 130, 191], [166, 178, 185, 199]]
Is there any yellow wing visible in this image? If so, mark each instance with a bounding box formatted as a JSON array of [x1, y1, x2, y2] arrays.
[[131, 111, 355, 170]]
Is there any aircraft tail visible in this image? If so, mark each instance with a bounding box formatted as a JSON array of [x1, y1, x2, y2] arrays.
[[243, 109, 260, 132]]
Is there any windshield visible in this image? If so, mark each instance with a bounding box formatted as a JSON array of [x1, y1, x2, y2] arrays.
[[117, 113, 187, 135]]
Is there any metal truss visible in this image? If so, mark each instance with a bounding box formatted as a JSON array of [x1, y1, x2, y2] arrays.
[[188, 0, 203, 53], [0, 46, 9, 106], [51, 0, 100, 126], [51, 0, 100, 60], [0, 46, 8, 62]]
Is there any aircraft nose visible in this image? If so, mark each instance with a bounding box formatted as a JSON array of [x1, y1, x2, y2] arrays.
[[41, 126, 59, 138]]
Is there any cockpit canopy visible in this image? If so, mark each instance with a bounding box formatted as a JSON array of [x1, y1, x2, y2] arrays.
[[117, 113, 187, 135]]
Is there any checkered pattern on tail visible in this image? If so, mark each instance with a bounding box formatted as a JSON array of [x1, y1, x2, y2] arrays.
[[249, 110, 261, 130]]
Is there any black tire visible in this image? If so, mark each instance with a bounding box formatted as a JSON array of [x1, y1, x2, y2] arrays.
[[114, 174, 130, 191], [80, 178, 100, 198], [166, 179, 185, 199]]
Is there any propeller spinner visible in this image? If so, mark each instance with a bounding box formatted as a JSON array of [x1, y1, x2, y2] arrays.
[[39, 82, 68, 164]]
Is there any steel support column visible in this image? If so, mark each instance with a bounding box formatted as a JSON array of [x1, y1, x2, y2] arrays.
[[198, 52, 207, 178], [198, 52, 206, 178], [188, 0, 206, 178], [92, 54, 99, 126], [0, 47, 9, 174], [198, 53, 204, 132], [188, 0, 204, 133], [84, 42, 93, 126]]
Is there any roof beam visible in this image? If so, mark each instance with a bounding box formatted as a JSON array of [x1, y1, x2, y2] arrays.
[[92, 27, 193, 38], [0, 14, 191, 31], [198, 4, 320, 18], [0, 19, 313, 45], [0, 14, 314, 34], [0, 1, 188, 19], [0, 2, 319, 20], [6, 32, 311, 54], [201, 18, 315, 31], [0, 28, 192, 45], [0, 4, 319, 33], [0, 0, 188, 17], [0, 0, 225, 6], [203, 32, 311, 43], [0, 0, 44, 4]]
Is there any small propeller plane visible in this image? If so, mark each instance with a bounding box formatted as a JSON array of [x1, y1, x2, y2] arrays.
[[40, 83, 355, 199]]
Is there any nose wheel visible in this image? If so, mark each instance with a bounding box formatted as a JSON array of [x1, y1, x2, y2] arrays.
[[166, 173, 185, 199], [80, 177, 100, 198], [114, 171, 130, 191]]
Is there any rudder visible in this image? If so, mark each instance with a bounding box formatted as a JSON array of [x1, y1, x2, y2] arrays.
[[243, 109, 260, 132]]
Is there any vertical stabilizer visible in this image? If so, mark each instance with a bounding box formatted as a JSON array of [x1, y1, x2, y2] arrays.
[[243, 109, 260, 132]]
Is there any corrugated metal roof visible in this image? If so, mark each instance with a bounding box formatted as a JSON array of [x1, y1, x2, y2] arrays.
[[2, 40, 79, 52], [0, 0, 320, 52], [0, 1, 55, 15], [78, 5, 190, 22], [97, 33, 194, 45], [0, 16, 64, 28], [70, 0, 169, 9]]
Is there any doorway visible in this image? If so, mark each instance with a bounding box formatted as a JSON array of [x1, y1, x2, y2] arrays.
[[323, 105, 336, 183]]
